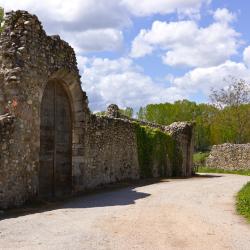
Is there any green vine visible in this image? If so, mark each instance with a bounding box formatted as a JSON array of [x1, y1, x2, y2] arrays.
[[133, 122, 182, 178]]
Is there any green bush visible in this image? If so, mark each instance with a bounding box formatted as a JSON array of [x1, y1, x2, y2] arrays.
[[237, 182, 250, 222], [193, 152, 209, 168]]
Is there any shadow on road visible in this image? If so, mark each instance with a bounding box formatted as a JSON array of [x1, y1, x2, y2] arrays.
[[62, 187, 150, 209], [2, 175, 222, 220], [0, 183, 152, 221], [193, 173, 223, 178]]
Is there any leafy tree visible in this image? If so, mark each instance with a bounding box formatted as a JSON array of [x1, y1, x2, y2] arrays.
[[95, 111, 106, 116], [210, 78, 250, 143], [119, 107, 133, 118], [137, 107, 146, 120]]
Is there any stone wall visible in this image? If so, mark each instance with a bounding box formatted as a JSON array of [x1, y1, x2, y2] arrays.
[[0, 11, 195, 209], [165, 122, 195, 177], [73, 115, 140, 191], [206, 143, 250, 170]]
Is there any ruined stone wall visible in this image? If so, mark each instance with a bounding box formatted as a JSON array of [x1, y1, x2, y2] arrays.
[[206, 143, 250, 170], [0, 114, 16, 208], [0, 11, 89, 208], [165, 122, 195, 177], [0, 11, 195, 209], [105, 105, 194, 177], [73, 115, 140, 191]]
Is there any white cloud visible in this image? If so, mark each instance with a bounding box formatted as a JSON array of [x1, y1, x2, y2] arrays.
[[172, 60, 250, 95], [1, 0, 130, 52], [122, 0, 210, 18], [78, 57, 186, 111], [78, 52, 250, 111], [131, 9, 240, 68], [213, 8, 236, 24], [2, 0, 131, 30], [62, 29, 123, 53], [1, 0, 211, 53], [243, 46, 250, 68]]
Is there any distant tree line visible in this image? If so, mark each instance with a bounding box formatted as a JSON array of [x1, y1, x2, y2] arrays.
[[137, 78, 250, 151]]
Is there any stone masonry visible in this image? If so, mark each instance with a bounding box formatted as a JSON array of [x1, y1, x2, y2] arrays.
[[0, 10, 194, 209], [206, 143, 250, 170]]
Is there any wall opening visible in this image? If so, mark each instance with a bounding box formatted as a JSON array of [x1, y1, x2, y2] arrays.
[[39, 80, 72, 199]]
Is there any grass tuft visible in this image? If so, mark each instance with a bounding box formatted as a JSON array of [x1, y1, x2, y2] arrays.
[[197, 167, 250, 176], [236, 182, 250, 222]]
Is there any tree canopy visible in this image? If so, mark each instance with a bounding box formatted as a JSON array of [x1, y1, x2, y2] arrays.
[[136, 78, 250, 151]]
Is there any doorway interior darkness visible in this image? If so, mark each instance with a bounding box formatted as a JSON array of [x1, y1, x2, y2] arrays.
[[39, 80, 72, 199]]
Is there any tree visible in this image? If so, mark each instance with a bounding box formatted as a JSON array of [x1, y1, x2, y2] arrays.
[[210, 77, 250, 143], [95, 111, 106, 116], [119, 107, 133, 118]]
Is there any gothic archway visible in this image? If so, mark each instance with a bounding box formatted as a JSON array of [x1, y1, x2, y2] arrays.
[[39, 80, 72, 198]]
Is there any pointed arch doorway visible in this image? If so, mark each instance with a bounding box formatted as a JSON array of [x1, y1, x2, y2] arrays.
[[39, 80, 72, 199]]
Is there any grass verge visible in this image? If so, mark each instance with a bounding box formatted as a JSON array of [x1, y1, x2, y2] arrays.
[[236, 182, 250, 222], [197, 167, 250, 176]]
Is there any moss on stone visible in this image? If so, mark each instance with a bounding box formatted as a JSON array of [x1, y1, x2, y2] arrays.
[[133, 122, 181, 178]]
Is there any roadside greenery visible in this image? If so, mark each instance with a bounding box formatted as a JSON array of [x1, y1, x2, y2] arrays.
[[236, 182, 250, 222], [197, 167, 250, 176], [193, 152, 209, 168]]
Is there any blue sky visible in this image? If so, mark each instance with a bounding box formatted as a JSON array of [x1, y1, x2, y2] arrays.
[[1, 0, 250, 111]]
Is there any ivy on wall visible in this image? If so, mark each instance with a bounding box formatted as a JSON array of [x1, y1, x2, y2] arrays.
[[0, 8, 4, 33], [133, 123, 182, 178]]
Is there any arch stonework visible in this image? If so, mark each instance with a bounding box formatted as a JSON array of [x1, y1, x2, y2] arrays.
[[0, 11, 90, 207]]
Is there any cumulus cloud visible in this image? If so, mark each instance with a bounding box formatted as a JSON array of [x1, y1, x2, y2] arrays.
[[213, 8, 236, 24], [243, 46, 250, 68], [1, 0, 130, 52], [172, 60, 250, 95], [78, 50, 250, 111], [1, 0, 210, 53], [62, 29, 123, 53], [122, 0, 210, 18], [131, 8, 240, 68], [78, 57, 186, 111]]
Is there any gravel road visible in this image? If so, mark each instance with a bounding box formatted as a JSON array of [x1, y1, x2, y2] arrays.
[[0, 174, 250, 250]]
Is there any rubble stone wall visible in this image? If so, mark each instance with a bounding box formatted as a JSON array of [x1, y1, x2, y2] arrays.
[[206, 143, 250, 170], [0, 11, 195, 209], [73, 115, 140, 192]]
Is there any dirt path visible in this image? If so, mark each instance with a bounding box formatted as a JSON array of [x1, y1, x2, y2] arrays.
[[0, 174, 250, 250]]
